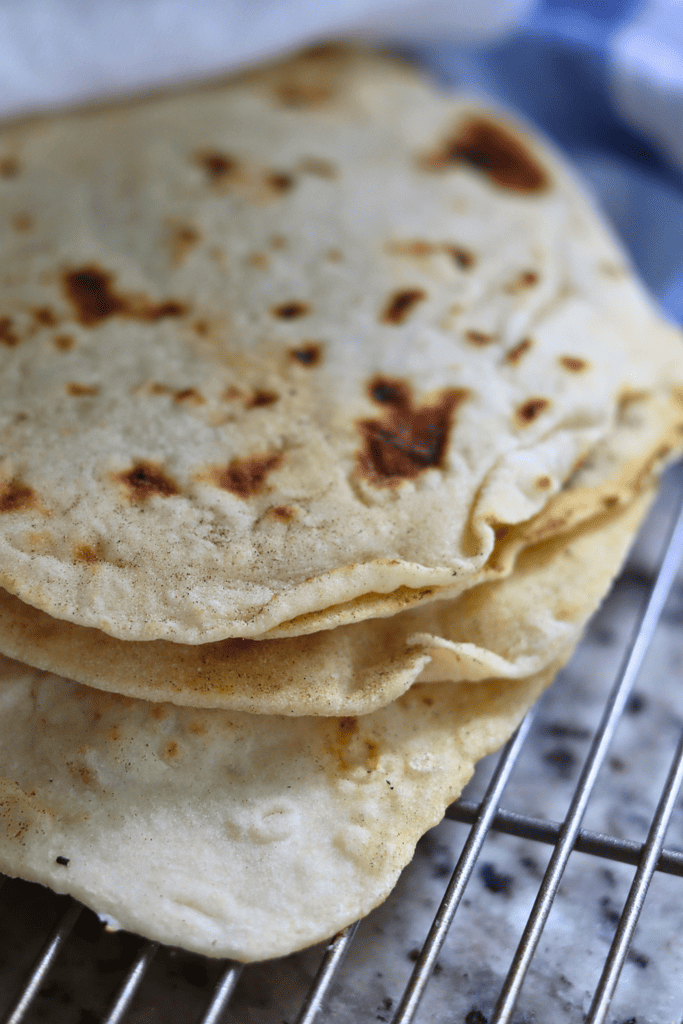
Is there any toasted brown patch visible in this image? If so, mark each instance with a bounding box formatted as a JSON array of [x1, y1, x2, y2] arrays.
[[272, 301, 309, 320], [246, 390, 279, 408], [299, 157, 338, 178], [0, 480, 37, 513], [54, 334, 75, 351], [419, 117, 549, 193], [62, 266, 187, 326], [447, 245, 475, 269], [73, 542, 102, 565], [193, 319, 209, 337], [289, 343, 322, 367], [338, 717, 359, 745], [116, 461, 180, 501], [358, 378, 468, 486], [223, 386, 243, 401], [67, 383, 100, 397], [195, 151, 238, 182], [12, 213, 33, 232], [381, 289, 426, 325], [33, 307, 57, 327], [246, 252, 269, 269], [270, 234, 287, 250], [505, 338, 532, 364], [266, 171, 295, 194], [326, 248, 343, 262], [386, 240, 435, 258], [559, 355, 589, 373], [268, 505, 295, 522], [164, 740, 179, 759], [505, 270, 539, 293], [174, 388, 205, 405], [465, 330, 495, 346], [211, 454, 282, 499], [535, 476, 552, 490], [166, 222, 200, 266], [516, 398, 550, 425], [0, 157, 19, 179], [275, 81, 333, 107], [0, 316, 19, 347]]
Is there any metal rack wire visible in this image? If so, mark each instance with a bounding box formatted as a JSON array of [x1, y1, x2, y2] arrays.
[[1, 464, 682, 1024]]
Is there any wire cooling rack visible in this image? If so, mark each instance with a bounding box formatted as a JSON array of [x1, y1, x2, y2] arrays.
[[1, 462, 682, 1024]]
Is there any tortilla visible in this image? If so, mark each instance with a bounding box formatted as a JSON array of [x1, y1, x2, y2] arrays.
[[0, 486, 655, 715], [0, 653, 562, 961], [0, 46, 680, 642]]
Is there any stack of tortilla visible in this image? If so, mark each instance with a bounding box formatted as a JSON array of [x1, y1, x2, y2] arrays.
[[0, 46, 681, 962]]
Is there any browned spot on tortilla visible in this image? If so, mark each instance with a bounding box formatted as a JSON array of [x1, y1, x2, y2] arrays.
[[211, 453, 282, 498], [272, 301, 309, 320], [559, 355, 589, 373], [223, 386, 243, 401], [0, 316, 19, 347], [422, 696, 434, 706], [505, 270, 539, 293], [33, 307, 57, 327], [289, 343, 322, 366], [188, 720, 206, 736], [517, 398, 550, 425], [149, 382, 172, 396], [174, 387, 205, 405], [275, 81, 333, 107], [116, 461, 180, 501], [54, 334, 75, 351], [167, 222, 200, 266], [358, 378, 468, 486], [0, 157, 19, 179], [465, 330, 494, 346], [73, 542, 102, 564], [338, 717, 359, 745], [67, 382, 99, 397], [364, 739, 380, 771], [386, 240, 435, 258], [194, 319, 209, 337], [246, 252, 269, 269], [266, 171, 295, 193], [447, 245, 475, 269], [195, 151, 238, 182], [419, 118, 549, 193], [299, 157, 337, 178], [247, 389, 279, 408], [62, 266, 187, 326], [268, 505, 295, 521], [381, 289, 426, 325], [505, 337, 532, 364], [326, 248, 343, 262], [12, 212, 33, 232], [0, 480, 37, 513], [535, 475, 552, 490], [270, 234, 287, 250], [603, 494, 620, 508], [164, 740, 179, 759], [67, 762, 94, 787]]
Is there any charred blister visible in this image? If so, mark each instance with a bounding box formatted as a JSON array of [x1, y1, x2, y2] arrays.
[[0, 316, 19, 347], [272, 301, 310, 320], [381, 289, 426, 326], [516, 397, 550, 426], [194, 151, 239, 182], [289, 343, 322, 367], [62, 266, 187, 327], [210, 454, 282, 499], [504, 337, 532, 364], [115, 461, 180, 501], [0, 480, 38, 513]]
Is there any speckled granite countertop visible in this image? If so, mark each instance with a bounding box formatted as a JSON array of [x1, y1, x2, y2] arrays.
[[1, 463, 682, 1024]]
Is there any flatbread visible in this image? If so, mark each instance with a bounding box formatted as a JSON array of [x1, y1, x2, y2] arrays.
[[0, 486, 655, 715], [0, 46, 680, 642], [0, 654, 562, 961]]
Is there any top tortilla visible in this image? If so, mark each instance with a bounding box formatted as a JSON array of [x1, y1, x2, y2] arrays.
[[0, 45, 681, 642]]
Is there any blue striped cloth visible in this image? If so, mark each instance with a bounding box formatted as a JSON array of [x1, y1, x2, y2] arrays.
[[401, 0, 683, 323]]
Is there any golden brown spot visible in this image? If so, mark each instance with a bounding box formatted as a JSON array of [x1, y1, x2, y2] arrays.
[[67, 382, 99, 397], [116, 461, 180, 501], [33, 307, 57, 327], [73, 542, 101, 565], [505, 270, 539, 293], [535, 476, 552, 490], [338, 717, 359, 745], [603, 495, 620, 508], [505, 337, 532, 364], [188, 720, 206, 735], [289, 343, 322, 367], [364, 739, 380, 771], [266, 171, 295, 193], [422, 696, 434, 706], [223, 386, 243, 401], [194, 319, 209, 337], [358, 378, 468, 486], [272, 301, 309, 320], [465, 330, 494, 346], [150, 382, 172, 396], [247, 389, 279, 408], [54, 334, 75, 351], [0, 157, 19, 179], [559, 355, 589, 373], [381, 289, 426, 325], [67, 762, 94, 787], [246, 252, 269, 269], [195, 151, 238, 181], [275, 82, 333, 107], [299, 157, 337, 178], [12, 213, 33, 232], [386, 240, 435, 258], [164, 741, 179, 759], [0, 480, 36, 513], [167, 222, 200, 266], [326, 248, 343, 262], [268, 504, 295, 522], [517, 398, 550, 425], [62, 265, 187, 326], [447, 245, 475, 269], [419, 117, 549, 193], [0, 316, 19, 347], [211, 453, 282, 499], [270, 234, 287, 249], [174, 387, 205, 405]]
